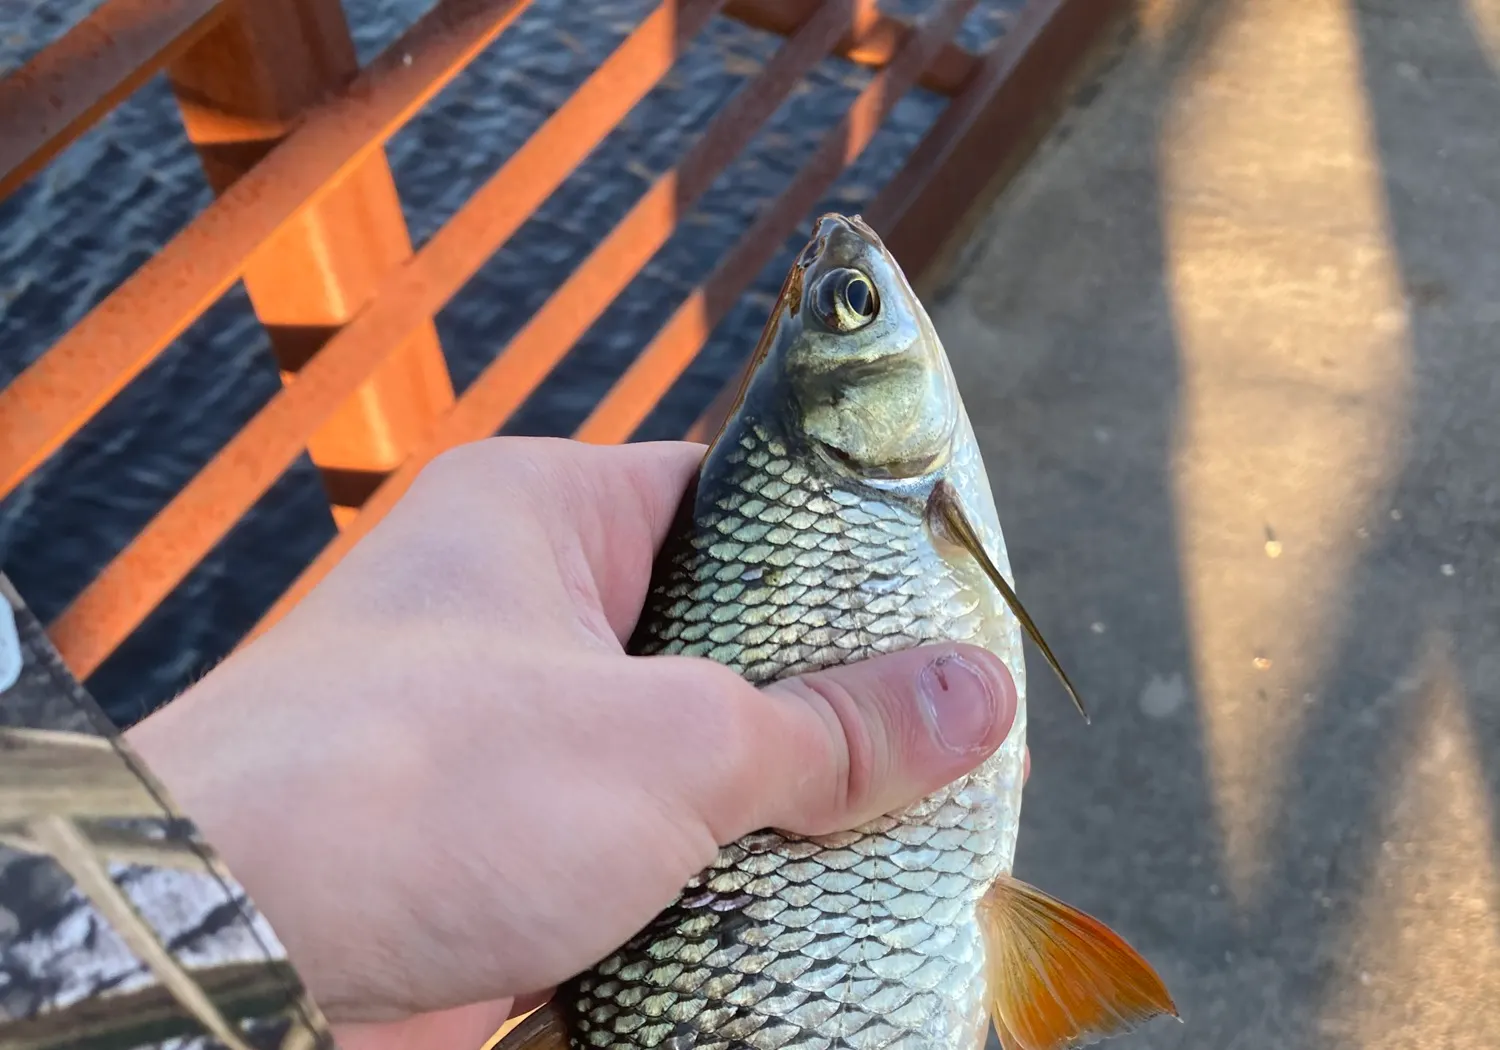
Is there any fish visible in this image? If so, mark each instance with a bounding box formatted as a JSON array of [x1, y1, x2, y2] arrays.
[[504, 214, 1177, 1050]]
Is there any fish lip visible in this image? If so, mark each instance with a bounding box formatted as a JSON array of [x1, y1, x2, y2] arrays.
[[814, 211, 883, 248], [810, 213, 885, 269], [811, 438, 949, 484]]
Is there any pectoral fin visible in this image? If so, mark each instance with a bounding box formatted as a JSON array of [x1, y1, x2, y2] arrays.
[[978, 875, 1179, 1050], [927, 480, 1089, 723]]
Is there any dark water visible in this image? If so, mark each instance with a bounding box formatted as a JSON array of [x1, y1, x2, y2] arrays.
[[0, 0, 1021, 726]]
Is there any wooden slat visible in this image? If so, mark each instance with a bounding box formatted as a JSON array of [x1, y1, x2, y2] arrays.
[[686, 0, 1131, 444], [683, 368, 748, 444], [48, 0, 728, 678], [166, 0, 457, 525], [0, 0, 535, 505], [11, 0, 1124, 683], [724, 0, 979, 96], [0, 0, 227, 200], [874, 0, 1132, 287], [575, 0, 980, 444], [247, 0, 980, 641], [475, 0, 879, 449]]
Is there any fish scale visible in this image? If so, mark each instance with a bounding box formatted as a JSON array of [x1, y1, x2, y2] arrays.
[[636, 423, 1015, 690], [567, 408, 1026, 1050]]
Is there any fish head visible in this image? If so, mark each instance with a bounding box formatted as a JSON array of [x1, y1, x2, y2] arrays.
[[746, 212, 961, 485], [714, 214, 1091, 721]]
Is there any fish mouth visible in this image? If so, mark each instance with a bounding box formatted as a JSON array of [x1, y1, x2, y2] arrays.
[[813, 212, 883, 246], [808, 213, 886, 266], [814, 439, 947, 481]]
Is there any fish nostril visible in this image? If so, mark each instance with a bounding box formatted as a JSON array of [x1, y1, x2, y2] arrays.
[[799, 236, 827, 269]]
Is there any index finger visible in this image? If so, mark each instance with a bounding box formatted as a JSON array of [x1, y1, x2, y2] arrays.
[[447, 436, 707, 642]]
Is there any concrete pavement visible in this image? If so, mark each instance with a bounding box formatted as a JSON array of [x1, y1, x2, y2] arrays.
[[939, 2, 1500, 1046]]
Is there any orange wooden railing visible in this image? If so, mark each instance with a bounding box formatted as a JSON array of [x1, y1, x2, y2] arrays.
[[0, 0, 1126, 683]]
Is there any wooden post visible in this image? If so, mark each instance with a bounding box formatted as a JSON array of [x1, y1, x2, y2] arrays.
[[166, 0, 454, 526]]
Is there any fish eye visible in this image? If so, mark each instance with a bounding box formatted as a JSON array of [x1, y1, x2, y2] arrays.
[[812, 268, 880, 332]]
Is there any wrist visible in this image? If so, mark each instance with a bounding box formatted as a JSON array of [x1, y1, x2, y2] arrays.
[[124, 678, 341, 1014]]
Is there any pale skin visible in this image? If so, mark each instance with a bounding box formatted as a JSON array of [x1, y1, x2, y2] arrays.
[[127, 437, 1030, 1050]]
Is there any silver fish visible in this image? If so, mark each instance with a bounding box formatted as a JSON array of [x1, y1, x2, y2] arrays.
[[513, 214, 1176, 1050]]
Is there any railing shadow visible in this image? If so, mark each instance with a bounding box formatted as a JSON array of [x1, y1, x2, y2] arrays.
[[960, 0, 1500, 1045], [1250, 0, 1500, 1042], [949, 6, 1235, 1049]]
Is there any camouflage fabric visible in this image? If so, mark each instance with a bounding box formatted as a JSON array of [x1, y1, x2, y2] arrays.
[[0, 575, 335, 1050]]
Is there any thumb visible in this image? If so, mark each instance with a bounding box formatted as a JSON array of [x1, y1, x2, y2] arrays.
[[332, 999, 516, 1050], [745, 643, 1019, 837]]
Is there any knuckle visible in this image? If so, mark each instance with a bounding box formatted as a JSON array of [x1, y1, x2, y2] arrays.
[[631, 656, 770, 839], [783, 672, 880, 828], [418, 439, 493, 486], [419, 437, 557, 496], [696, 661, 767, 760], [643, 657, 755, 753]]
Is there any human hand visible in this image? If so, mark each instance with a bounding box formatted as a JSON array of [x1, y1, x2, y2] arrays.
[[126, 438, 1022, 1050]]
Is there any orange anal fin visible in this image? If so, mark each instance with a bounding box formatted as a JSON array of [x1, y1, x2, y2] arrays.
[[978, 875, 1179, 1050], [489, 1001, 569, 1050]]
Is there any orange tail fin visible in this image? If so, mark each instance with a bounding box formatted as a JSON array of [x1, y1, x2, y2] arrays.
[[978, 875, 1179, 1050]]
